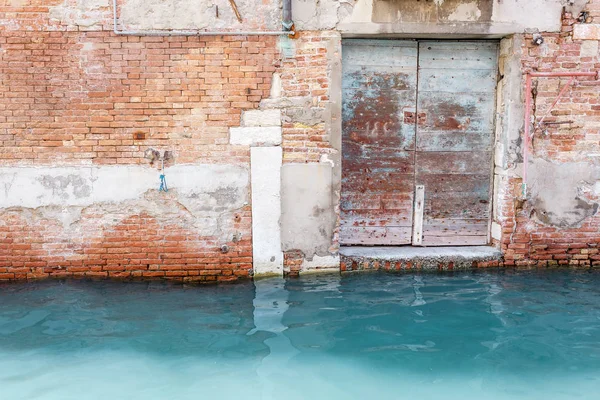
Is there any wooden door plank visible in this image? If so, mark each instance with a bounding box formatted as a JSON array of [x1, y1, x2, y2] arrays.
[[423, 220, 489, 236], [416, 130, 493, 152], [421, 235, 488, 246], [416, 152, 493, 174], [342, 67, 418, 89], [418, 174, 491, 194], [342, 171, 415, 193], [418, 42, 499, 70], [340, 226, 413, 246], [424, 197, 490, 220], [340, 208, 414, 228], [418, 69, 497, 93]]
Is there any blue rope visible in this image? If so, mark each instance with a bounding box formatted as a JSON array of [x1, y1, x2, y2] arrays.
[[159, 173, 168, 192]]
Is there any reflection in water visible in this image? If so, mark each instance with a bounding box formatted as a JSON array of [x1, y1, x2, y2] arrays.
[[1, 271, 600, 399], [250, 278, 298, 399], [411, 275, 426, 307]]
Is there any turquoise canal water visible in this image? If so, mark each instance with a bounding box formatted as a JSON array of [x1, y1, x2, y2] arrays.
[[1, 271, 600, 399]]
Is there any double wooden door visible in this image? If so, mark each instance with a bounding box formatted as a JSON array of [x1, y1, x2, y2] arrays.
[[341, 40, 498, 246]]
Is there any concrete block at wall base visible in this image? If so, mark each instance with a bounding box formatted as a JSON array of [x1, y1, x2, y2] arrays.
[[241, 109, 281, 127], [251, 147, 283, 276], [301, 255, 340, 273], [573, 24, 600, 40], [230, 127, 282, 146]]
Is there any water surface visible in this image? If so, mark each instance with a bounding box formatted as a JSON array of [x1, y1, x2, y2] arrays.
[[1, 271, 600, 399]]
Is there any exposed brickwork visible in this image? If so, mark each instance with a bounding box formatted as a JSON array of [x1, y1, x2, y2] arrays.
[[280, 32, 337, 164], [278, 31, 339, 271], [522, 12, 600, 162], [0, 2, 278, 282], [3, 0, 600, 282], [499, 3, 600, 268], [0, 30, 278, 165], [283, 249, 303, 277], [498, 176, 600, 269], [0, 203, 252, 282]]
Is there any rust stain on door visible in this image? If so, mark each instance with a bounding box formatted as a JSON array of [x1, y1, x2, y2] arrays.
[[341, 40, 498, 247], [416, 41, 498, 246], [341, 40, 418, 245]]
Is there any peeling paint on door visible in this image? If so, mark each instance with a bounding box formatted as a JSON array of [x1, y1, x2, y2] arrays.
[[341, 40, 498, 247]]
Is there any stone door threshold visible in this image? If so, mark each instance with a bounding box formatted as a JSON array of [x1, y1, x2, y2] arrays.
[[339, 246, 502, 272]]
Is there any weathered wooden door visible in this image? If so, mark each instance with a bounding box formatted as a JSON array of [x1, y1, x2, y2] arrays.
[[341, 40, 497, 247], [415, 41, 497, 246], [341, 40, 418, 245]]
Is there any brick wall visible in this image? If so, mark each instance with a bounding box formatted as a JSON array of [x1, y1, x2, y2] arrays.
[[0, 2, 279, 282], [279, 32, 337, 164], [0, 30, 278, 165], [0, 204, 253, 282], [499, 2, 600, 268], [3, 0, 600, 281]]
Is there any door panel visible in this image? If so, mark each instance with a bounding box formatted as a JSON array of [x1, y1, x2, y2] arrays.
[[340, 40, 497, 247], [415, 41, 498, 246], [341, 40, 418, 245]]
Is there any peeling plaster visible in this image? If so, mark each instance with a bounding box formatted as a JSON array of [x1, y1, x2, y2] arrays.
[[528, 158, 600, 228], [119, 0, 279, 31], [0, 165, 249, 242], [49, 0, 110, 30], [298, 0, 566, 34], [0, 165, 248, 208], [1, 187, 247, 258], [447, 2, 482, 22]]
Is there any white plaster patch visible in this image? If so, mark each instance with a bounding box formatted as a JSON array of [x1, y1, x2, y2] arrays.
[[229, 127, 282, 146], [494, 143, 505, 169], [593, 181, 600, 196], [119, 0, 279, 31], [345, 0, 374, 23], [300, 254, 340, 272], [270, 73, 282, 99], [491, 0, 563, 33], [580, 40, 599, 58], [574, 24, 600, 41], [49, 0, 109, 30], [447, 2, 482, 22], [0, 164, 248, 208], [241, 109, 281, 127], [292, 0, 341, 30], [251, 147, 283, 276], [491, 222, 502, 241], [319, 153, 335, 167]]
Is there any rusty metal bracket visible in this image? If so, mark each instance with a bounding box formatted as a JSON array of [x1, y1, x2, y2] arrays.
[[228, 0, 243, 23], [535, 76, 576, 132]]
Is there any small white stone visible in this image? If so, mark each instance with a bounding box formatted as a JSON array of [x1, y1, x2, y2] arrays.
[[574, 24, 600, 41], [581, 40, 599, 57], [491, 222, 502, 241], [229, 127, 282, 146], [241, 109, 281, 127], [270, 73, 282, 99]]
